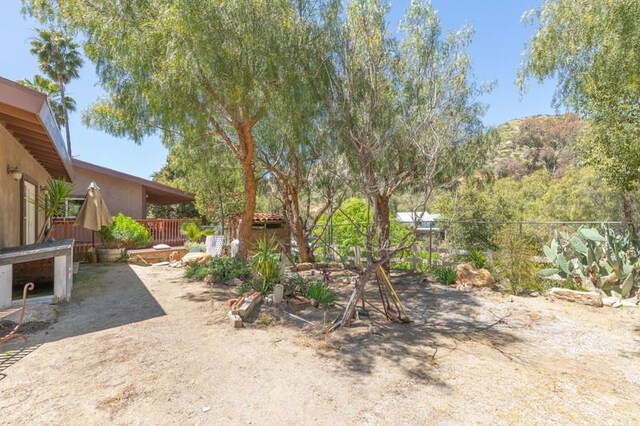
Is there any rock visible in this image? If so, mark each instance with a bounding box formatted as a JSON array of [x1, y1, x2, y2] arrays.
[[181, 252, 211, 265], [229, 312, 243, 328], [273, 284, 284, 304], [602, 296, 619, 307], [225, 278, 242, 287], [621, 298, 638, 308], [295, 262, 313, 272], [455, 263, 496, 288], [547, 288, 603, 307], [530, 291, 540, 297]]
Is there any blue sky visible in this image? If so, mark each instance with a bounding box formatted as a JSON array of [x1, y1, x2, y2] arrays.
[[0, 0, 557, 179]]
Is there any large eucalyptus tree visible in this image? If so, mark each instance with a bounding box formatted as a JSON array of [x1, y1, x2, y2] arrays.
[[23, 0, 332, 259]]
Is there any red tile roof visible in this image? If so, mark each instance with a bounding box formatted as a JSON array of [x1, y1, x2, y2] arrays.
[[228, 213, 286, 223]]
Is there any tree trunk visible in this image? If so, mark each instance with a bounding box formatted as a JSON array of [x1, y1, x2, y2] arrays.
[[329, 263, 377, 331], [237, 121, 257, 260], [292, 218, 313, 263], [60, 82, 72, 156], [375, 193, 391, 271], [217, 183, 225, 239]]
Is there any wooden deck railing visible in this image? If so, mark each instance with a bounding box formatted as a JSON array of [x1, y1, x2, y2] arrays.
[[137, 219, 186, 246], [50, 218, 188, 258]]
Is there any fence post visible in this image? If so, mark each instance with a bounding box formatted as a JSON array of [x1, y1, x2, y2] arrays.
[[429, 231, 433, 267], [518, 222, 523, 285], [354, 246, 361, 269], [411, 243, 419, 272]]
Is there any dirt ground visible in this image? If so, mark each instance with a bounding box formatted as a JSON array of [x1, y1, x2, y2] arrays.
[[1, 263, 639, 425]]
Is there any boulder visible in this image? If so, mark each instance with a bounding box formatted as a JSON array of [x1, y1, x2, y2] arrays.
[[547, 288, 603, 307], [455, 263, 496, 288], [181, 252, 211, 265]]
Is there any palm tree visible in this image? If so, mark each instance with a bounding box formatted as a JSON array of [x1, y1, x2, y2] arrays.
[[18, 74, 76, 128], [30, 28, 83, 156]]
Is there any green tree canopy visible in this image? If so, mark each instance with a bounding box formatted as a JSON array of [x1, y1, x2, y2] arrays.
[[519, 0, 640, 193], [23, 0, 335, 259]]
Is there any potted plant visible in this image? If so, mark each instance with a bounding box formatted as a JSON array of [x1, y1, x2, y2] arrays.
[[97, 213, 152, 262], [181, 221, 213, 252]]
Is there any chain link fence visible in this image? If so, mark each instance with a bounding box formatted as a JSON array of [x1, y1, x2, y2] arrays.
[[309, 220, 638, 290]]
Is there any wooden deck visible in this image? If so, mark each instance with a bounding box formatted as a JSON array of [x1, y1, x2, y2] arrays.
[[51, 218, 188, 259]]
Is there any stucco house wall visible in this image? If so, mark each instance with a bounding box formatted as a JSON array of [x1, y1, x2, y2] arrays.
[[0, 124, 50, 249], [72, 167, 145, 219]]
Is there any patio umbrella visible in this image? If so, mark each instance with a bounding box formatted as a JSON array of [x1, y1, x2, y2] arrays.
[[74, 182, 112, 246]]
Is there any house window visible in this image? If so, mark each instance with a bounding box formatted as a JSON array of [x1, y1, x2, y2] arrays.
[[61, 197, 85, 219]]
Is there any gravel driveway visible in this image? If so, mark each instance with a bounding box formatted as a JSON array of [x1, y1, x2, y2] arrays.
[[1, 263, 639, 425]]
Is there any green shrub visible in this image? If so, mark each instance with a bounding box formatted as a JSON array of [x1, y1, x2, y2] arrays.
[[284, 274, 306, 298], [300, 280, 337, 306], [185, 257, 250, 283], [99, 213, 151, 249], [433, 266, 457, 285], [181, 221, 214, 243], [492, 228, 541, 295]]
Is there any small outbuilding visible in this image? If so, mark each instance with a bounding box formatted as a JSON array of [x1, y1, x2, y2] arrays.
[[226, 213, 290, 253]]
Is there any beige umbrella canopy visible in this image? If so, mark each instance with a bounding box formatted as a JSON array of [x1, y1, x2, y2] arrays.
[[74, 182, 112, 235]]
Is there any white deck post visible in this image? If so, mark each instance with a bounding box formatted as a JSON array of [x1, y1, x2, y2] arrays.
[[0, 264, 12, 309], [54, 255, 72, 302]]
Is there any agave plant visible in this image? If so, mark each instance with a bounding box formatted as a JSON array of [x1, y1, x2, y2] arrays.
[[433, 266, 457, 285], [539, 226, 639, 298]]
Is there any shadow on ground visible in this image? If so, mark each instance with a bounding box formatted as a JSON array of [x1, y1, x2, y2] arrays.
[[1, 264, 166, 353], [289, 271, 523, 384]]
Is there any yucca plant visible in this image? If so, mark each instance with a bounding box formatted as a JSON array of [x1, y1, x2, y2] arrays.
[[250, 237, 281, 294], [35, 179, 73, 242]]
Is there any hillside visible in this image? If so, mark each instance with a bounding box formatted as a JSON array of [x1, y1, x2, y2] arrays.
[[487, 113, 582, 179]]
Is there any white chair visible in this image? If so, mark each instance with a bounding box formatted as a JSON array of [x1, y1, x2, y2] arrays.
[[205, 235, 225, 257]]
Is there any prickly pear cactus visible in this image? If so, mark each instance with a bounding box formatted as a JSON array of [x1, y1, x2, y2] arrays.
[[539, 225, 639, 297]]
